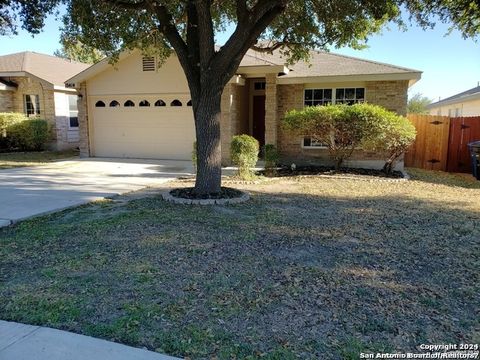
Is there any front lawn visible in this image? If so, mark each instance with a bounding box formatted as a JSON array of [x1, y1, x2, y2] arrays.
[[0, 169, 479, 359], [0, 150, 79, 169]]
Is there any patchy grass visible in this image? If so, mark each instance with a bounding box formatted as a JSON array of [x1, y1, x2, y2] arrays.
[[0, 169, 479, 359], [0, 150, 79, 169]]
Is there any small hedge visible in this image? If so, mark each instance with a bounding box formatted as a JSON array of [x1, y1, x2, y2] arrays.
[[264, 144, 279, 176], [0, 114, 50, 151], [230, 134, 259, 179]]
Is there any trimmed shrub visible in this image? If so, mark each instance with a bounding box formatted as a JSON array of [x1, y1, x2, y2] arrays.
[[263, 144, 279, 176], [362, 113, 416, 174], [230, 134, 259, 179], [283, 104, 373, 169], [0, 113, 28, 149], [8, 119, 50, 151]]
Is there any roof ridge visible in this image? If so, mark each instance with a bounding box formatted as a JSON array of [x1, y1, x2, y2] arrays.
[[313, 50, 421, 73]]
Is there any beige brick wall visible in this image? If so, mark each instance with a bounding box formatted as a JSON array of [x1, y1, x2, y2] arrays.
[[265, 73, 277, 145], [77, 82, 90, 157], [8, 76, 59, 149], [365, 80, 409, 116], [0, 91, 14, 112], [277, 80, 409, 167]]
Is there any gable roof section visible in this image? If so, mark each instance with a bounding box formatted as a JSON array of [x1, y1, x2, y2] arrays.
[[0, 52, 89, 87], [427, 86, 480, 108], [66, 48, 421, 86]]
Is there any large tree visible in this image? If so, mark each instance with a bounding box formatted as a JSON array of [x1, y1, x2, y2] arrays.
[[54, 35, 105, 64], [1, 0, 478, 194], [407, 92, 433, 114]]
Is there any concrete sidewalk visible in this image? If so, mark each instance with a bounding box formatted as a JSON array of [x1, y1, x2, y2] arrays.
[[0, 320, 181, 360]]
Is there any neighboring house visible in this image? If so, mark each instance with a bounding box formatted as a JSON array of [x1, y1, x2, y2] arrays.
[[427, 85, 480, 117], [0, 52, 89, 150], [66, 49, 421, 169]]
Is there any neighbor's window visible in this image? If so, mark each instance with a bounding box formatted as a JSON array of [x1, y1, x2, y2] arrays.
[[254, 81, 266, 90], [335, 88, 365, 105], [24, 94, 40, 116], [68, 95, 79, 128], [304, 89, 333, 106]]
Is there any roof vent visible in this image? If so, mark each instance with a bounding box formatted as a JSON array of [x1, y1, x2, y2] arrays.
[[142, 57, 155, 71]]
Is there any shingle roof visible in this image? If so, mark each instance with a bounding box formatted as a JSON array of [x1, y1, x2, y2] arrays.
[[241, 49, 420, 77], [427, 86, 480, 107], [0, 51, 89, 86]]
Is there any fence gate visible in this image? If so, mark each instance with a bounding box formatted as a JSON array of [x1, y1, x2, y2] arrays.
[[447, 116, 480, 173], [404, 115, 450, 171]]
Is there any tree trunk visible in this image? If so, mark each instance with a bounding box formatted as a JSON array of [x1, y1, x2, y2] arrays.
[[192, 90, 223, 195]]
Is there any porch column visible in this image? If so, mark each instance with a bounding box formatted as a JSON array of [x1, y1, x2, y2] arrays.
[[265, 73, 278, 146], [77, 81, 90, 157]]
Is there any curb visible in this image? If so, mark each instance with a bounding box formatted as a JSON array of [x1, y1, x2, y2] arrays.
[[162, 190, 250, 205]]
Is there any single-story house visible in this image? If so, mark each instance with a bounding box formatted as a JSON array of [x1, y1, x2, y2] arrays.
[[0, 51, 89, 150], [66, 49, 421, 169], [427, 85, 480, 117]]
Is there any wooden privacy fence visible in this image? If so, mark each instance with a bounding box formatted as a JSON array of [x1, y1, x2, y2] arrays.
[[404, 114, 480, 173]]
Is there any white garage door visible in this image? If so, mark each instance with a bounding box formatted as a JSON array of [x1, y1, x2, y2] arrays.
[[90, 95, 196, 160]]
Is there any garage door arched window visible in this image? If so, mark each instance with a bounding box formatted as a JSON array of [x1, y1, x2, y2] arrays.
[[95, 100, 106, 107], [155, 100, 166, 107], [139, 100, 150, 107], [170, 99, 182, 107], [124, 100, 135, 107], [187, 100, 192, 106], [109, 100, 120, 107]]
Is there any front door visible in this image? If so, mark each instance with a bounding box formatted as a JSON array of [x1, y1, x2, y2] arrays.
[[252, 95, 266, 149]]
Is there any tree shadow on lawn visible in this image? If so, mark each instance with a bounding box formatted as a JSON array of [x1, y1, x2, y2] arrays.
[[0, 187, 478, 359]]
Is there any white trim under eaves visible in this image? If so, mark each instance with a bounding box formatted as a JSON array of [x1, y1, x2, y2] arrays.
[[54, 85, 78, 93], [427, 92, 480, 109], [277, 72, 422, 87]]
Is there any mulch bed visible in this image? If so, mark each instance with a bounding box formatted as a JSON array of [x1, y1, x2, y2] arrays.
[[262, 165, 404, 178], [170, 186, 244, 200]]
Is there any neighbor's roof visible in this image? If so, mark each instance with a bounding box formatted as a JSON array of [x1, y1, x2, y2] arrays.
[[427, 86, 480, 108], [0, 51, 90, 87]]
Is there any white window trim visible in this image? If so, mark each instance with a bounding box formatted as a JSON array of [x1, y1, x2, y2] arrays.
[[302, 86, 366, 149], [67, 95, 79, 129]]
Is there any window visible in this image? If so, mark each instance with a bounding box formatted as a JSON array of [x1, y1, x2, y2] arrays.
[[155, 99, 166, 107], [254, 81, 266, 90], [124, 100, 135, 107], [335, 88, 365, 105], [304, 89, 332, 106], [109, 100, 120, 107], [304, 87, 365, 107], [24, 94, 40, 116], [187, 100, 192, 106], [303, 137, 328, 148], [170, 99, 182, 106], [68, 95, 79, 128], [142, 57, 155, 71], [95, 100, 106, 107], [139, 100, 150, 107]]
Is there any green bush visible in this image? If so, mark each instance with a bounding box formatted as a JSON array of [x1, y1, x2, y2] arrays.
[[0, 113, 28, 148], [362, 113, 416, 174], [283, 103, 416, 173], [263, 144, 279, 176], [8, 119, 50, 151], [284, 104, 374, 169], [230, 134, 259, 179]]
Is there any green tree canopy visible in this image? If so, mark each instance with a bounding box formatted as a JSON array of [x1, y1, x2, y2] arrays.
[[54, 35, 105, 64], [407, 92, 433, 114], [1, 0, 478, 194]]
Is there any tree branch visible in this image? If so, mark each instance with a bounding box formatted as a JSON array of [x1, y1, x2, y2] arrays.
[[195, 0, 215, 72]]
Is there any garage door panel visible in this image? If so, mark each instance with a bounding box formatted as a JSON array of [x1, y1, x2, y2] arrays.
[[90, 95, 195, 160]]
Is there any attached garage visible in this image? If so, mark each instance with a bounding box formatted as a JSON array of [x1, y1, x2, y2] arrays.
[[89, 95, 195, 160]]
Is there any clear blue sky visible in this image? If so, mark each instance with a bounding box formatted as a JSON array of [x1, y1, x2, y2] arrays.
[[1, 11, 478, 101]]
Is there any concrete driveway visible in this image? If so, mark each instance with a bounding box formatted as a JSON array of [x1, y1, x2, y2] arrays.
[[0, 158, 193, 227]]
